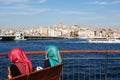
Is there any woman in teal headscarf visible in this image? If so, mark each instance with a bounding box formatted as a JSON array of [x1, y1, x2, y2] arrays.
[[44, 45, 62, 67]]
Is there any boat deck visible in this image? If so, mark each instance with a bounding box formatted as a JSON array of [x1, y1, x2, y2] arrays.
[[0, 50, 120, 80]]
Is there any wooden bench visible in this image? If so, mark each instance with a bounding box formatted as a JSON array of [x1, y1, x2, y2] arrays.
[[8, 64, 63, 80], [8, 74, 28, 80], [28, 64, 63, 80]]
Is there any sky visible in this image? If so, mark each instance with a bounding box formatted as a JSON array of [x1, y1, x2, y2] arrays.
[[0, 0, 120, 29]]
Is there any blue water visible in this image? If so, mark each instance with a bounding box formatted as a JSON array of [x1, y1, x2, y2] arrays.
[[0, 38, 120, 53], [0, 38, 120, 80]]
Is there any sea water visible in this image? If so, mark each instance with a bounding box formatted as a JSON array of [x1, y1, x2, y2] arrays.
[[0, 38, 120, 80]]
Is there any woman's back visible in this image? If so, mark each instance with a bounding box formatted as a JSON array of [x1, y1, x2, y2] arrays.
[[45, 45, 62, 67], [8, 47, 33, 78]]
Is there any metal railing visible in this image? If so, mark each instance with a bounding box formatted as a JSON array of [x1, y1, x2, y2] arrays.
[[0, 50, 120, 80]]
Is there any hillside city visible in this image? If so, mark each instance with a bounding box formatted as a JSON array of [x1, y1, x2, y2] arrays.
[[0, 23, 120, 39]]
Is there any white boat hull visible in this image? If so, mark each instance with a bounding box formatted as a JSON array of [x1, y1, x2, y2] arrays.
[[14, 38, 26, 41], [88, 38, 120, 43], [14, 32, 26, 41]]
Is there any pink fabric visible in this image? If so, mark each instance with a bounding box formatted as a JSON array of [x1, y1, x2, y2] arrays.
[[8, 47, 32, 74]]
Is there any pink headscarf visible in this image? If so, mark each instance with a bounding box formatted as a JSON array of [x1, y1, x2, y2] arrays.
[[8, 47, 33, 74]]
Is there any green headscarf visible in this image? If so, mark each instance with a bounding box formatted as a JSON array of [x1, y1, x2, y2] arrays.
[[45, 45, 62, 67]]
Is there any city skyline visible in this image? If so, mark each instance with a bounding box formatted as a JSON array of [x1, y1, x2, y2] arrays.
[[0, 0, 120, 29]]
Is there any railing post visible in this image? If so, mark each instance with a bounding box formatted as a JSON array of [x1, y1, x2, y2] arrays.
[[105, 51, 108, 80], [61, 53, 64, 80]]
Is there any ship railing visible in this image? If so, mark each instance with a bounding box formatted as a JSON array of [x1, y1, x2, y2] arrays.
[[0, 50, 120, 80]]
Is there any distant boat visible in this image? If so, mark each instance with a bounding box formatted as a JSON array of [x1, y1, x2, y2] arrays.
[[14, 32, 26, 41], [88, 38, 120, 43]]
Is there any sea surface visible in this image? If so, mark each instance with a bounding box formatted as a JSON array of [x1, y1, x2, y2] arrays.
[[0, 38, 120, 53], [0, 38, 120, 80]]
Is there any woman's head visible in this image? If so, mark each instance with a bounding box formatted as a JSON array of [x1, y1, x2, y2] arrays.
[[8, 47, 32, 73], [45, 45, 62, 66], [8, 47, 25, 63]]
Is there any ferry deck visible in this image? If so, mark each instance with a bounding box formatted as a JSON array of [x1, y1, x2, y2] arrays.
[[0, 50, 120, 80]]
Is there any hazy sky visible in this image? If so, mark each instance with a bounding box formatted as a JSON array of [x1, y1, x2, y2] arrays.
[[0, 0, 120, 29]]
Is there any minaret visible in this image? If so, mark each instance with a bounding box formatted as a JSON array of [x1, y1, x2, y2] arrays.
[[58, 22, 63, 28]]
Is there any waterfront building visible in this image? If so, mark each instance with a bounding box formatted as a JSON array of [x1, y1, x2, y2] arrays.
[[48, 28, 55, 36], [47, 27, 62, 37], [112, 29, 120, 38], [23, 29, 30, 36], [105, 29, 114, 37], [0, 29, 1, 34], [61, 29, 70, 37], [1, 24, 119, 38], [78, 30, 94, 38], [54, 30, 62, 37], [37, 27, 48, 36]]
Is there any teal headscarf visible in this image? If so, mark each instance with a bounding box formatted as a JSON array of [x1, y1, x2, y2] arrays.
[[45, 45, 62, 67]]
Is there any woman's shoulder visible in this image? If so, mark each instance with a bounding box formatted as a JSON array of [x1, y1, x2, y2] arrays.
[[11, 64, 18, 69], [44, 59, 51, 68], [10, 64, 21, 77], [10, 64, 20, 72]]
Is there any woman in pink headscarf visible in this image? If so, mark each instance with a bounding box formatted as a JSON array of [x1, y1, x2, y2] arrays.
[[8, 47, 33, 78]]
